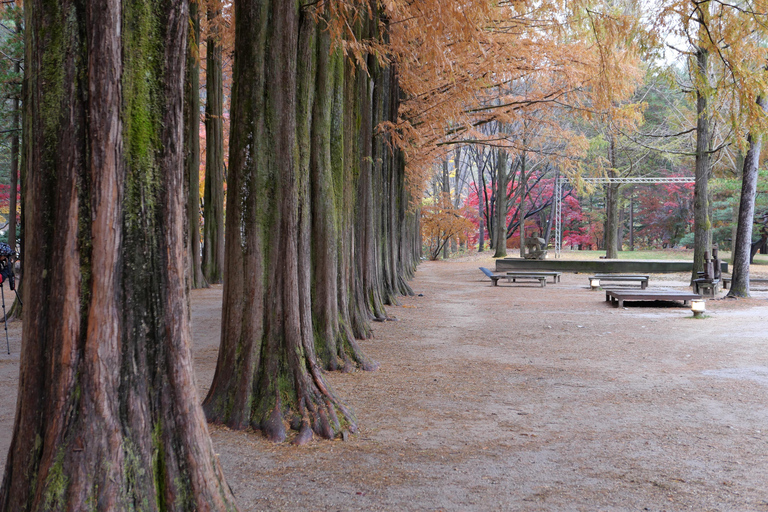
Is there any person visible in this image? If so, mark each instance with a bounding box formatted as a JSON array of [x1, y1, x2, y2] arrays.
[[0, 242, 15, 289]]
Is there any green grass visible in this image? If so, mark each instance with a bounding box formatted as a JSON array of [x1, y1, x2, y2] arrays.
[[553, 248, 768, 265], [555, 249, 695, 261]]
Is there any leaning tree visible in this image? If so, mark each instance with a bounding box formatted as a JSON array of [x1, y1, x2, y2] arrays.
[[0, 0, 237, 509]]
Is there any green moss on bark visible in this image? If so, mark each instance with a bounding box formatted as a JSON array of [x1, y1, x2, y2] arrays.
[[122, 0, 162, 234], [42, 445, 69, 510]]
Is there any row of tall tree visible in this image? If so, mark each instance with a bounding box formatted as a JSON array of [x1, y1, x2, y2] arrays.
[[0, 0, 421, 508], [2, 0, 768, 508]]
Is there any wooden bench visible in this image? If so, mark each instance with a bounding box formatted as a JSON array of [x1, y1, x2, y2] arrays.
[[479, 267, 546, 287], [589, 274, 649, 289], [693, 278, 720, 297], [722, 276, 768, 289], [605, 288, 701, 308], [506, 271, 561, 283]]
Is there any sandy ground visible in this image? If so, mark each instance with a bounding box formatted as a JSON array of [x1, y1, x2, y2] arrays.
[[2, 255, 768, 511]]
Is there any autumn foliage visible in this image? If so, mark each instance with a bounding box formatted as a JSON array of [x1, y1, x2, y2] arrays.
[[421, 193, 475, 260]]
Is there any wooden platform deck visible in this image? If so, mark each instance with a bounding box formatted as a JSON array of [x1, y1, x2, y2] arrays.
[[590, 274, 649, 289], [506, 271, 561, 283], [722, 276, 768, 289], [604, 288, 702, 308], [496, 258, 729, 274]]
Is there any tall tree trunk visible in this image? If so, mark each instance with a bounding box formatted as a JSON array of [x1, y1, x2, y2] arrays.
[[310, 34, 377, 372], [6, 32, 20, 319], [728, 96, 768, 298], [354, 30, 387, 325], [518, 150, 527, 258], [605, 134, 619, 259], [542, 172, 558, 248], [730, 152, 745, 259], [10, 9, 23, 320], [0, 1, 237, 509], [478, 185, 485, 252], [6, 94, 20, 319], [202, 0, 225, 284], [203, 0, 355, 443], [337, 39, 374, 341], [492, 148, 508, 258], [692, 1, 713, 282], [629, 191, 635, 251], [8, 83, 18, 253], [477, 150, 486, 252], [185, 0, 207, 289], [441, 158, 450, 259]]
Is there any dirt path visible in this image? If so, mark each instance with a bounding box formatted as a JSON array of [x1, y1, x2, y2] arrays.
[[3, 256, 768, 510]]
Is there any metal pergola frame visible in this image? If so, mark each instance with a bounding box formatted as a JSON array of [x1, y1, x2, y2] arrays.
[[553, 176, 696, 257]]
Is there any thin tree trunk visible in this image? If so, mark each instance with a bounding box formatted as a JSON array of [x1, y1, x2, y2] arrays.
[[10, 9, 23, 320], [605, 134, 619, 259], [542, 173, 558, 247], [1, 1, 237, 508], [185, 0, 207, 289], [202, 0, 225, 284], [518, 150, 527, 258], [6, 43, 20, 319], [730, 152, 745, 259], [493, 148, 508, 258], [477, 148, 486, 252], [629, 191, 635, 251], [441, 158, 450, 259], [8, 85, 18, 252], [692, 1, 713, 282], [729, 96, 768, 297]]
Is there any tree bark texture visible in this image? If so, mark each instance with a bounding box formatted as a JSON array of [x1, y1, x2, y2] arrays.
[[442, 158, 450, 259], [604, 134, 619, 259], [203, 2, 413, 442], [692, 2, 713, 282], [0, 0, 238, 510], [204, 0, 352, 443], [629, 191, 635, 251], [730, 152, 745, 258], [185, 0, 207, 289], [493, 149, 508, 258], [728, 96, 768, 298], [202, 1, 225, 284], [518, 150, 527, 258]]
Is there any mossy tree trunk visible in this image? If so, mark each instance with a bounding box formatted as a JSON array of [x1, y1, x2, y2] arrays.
[[185, 0, 207, 289], [202, 0, 225, 284], [381, 64, 415, 296], [309, 30, 378, 372], [728, 95, 768, 298], [203, 2, 418, 442], [0, 0, 238, 509], [203, 0, 357, 443]]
